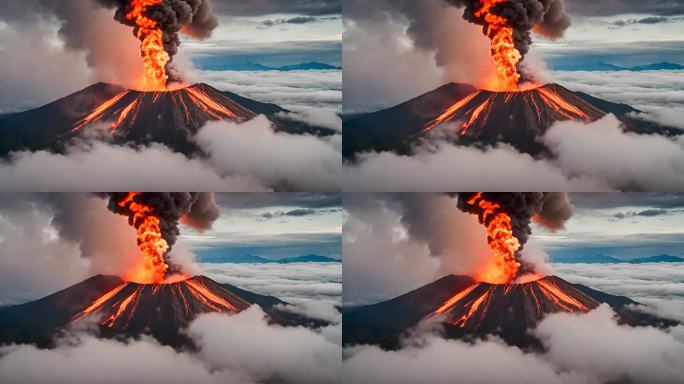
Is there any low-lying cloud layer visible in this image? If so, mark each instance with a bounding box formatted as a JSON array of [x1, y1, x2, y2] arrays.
[[345, 114, 684, 191], [0, 115, 341, 192], [0, 307, 342, 384], [199, 261, 342, 322], [552, 262, 684, 322], [345, 305, 684, 384]]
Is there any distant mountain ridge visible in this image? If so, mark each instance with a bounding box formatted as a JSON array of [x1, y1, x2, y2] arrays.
[[203, 254, 341, 264], [553, 62, 684, 72], [199, 62, 341, 72], [552, 254, 684, 264]]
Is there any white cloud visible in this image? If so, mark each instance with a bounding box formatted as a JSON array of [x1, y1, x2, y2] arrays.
[[0, 307, 341, 384], [0, 115, 341, 192], [345, 115, 684, 191], [193, 69, 342, 130], [198, 261, 342, 306], [551, 262, 684, 322], [345, 305, 684, 384], [196, 116, 341, 192]]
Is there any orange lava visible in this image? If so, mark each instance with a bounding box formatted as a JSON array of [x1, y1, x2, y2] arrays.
[[117, 192, 169, 283], [126, 0, 169, 90], [475, 0, 522, 91], [467, 193, 521, 284]]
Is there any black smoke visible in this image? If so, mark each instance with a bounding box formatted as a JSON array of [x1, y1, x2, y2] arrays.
[[106, 192, 219, 272], [96, 0, 218, 83], [456, 193, 573, 272], [444, 0, 571, 81]]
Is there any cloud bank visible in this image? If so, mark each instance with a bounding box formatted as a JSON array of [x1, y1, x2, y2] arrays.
[[0, 116, 341, 192], [0, 307, 341, 384], [345, 305, 684, 384], [345, 115, 684, 191]]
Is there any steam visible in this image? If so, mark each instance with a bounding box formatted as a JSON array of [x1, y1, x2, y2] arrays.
[[106, 192, 219, 273], [95, 0, 218, 83], [444, 0, 571, 80], [456, 192, 573, 275]]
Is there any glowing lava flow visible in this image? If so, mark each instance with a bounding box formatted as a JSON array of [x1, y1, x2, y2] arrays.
[[475, 0, 522, 91], [117, 192, 169, 284], [70, 277, 250, 330], [126, 0, 170, 90], [467, 193, 521, 284], [426, 277, 598, 328], [420, 85, 605, 136]]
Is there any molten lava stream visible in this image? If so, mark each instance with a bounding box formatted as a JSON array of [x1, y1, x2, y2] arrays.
[[467, 193, 521, 284], [126, 0, 169, 91], [117, 192, 169, 284], [476, 0, 522, 91]]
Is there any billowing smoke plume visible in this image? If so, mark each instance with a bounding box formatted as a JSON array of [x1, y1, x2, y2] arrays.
[[107, 192, 219, 251], [95, 0, 218, 83], [444, 0, 570, 80], [456, 192, 572, 274], [106, 192, 219, 276]]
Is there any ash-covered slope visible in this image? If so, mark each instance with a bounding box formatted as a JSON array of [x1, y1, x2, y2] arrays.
[[343, 275, 674, 349], [343, 82, 681, 159], [0, 275, 322, 347], [0, 82, 335, 156]]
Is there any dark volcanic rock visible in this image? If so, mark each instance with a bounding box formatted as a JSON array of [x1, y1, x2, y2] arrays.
[[343, 275, 676, 349], [0, 274, 325, 348]]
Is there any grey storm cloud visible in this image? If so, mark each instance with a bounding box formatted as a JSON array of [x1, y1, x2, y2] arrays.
[[215, 193, 342, 210], [261, 16, 318, 27], [565, 0, 684, 16], [613, 16, 671, 26], [612, 208, 672, 219], [210, 0, 341, 16], [261, 208, 319, 219], [569, 193, 684, 210]]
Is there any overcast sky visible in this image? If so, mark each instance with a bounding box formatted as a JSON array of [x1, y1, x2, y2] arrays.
[[535, 1, 684, 66], [535, 193, 684, 260], [180, 193, 342, 260], [184, 1, 342, 67]]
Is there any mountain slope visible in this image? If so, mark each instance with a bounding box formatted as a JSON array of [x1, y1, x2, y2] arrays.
[[0, 82, 335, 157], [343, 275, 675, 349], [0, 275, 322, 347], [343, 82, 682, 159]]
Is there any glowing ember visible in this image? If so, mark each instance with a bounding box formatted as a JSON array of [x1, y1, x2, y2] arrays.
[[126, 0, 170, 90], [475, 0, 522, 91], [467, 193, 521, 284], [117, 192, 169, 283]]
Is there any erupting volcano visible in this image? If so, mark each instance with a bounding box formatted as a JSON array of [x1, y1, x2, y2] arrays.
[[342, 81, 675, 159], [0, 274, 321, 347], [0, 82, 334, 157], [343, 274, 673, 349]]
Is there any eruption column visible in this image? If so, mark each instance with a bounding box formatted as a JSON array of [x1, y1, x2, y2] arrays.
[[475, 0, 522, 90], [117, 192, 169, 283], [466, 192, 521, 283], [126, 0, 170, 90]]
